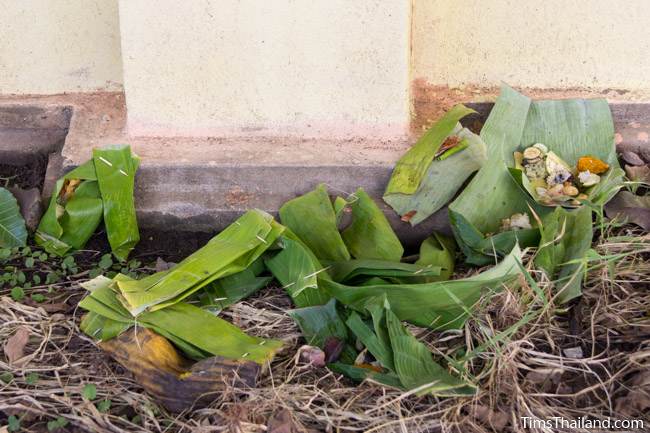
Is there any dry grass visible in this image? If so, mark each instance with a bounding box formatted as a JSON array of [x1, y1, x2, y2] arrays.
[[1, 227, 649, 433]]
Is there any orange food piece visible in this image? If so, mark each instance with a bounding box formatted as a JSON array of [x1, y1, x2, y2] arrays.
[[577, 156, 609, 174]]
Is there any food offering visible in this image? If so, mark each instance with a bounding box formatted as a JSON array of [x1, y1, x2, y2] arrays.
[[511, 143, 611, 207]]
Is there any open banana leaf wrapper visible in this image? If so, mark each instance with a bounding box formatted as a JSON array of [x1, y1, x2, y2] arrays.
[[449, 85, 623, 265], [383, 105, 488, 226], [79, 275, 283, 364], [36, 145, 140, 261], [114, 209, 284, 316]]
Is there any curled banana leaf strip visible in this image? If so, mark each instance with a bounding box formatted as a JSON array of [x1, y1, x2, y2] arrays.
[[279, 184, 350, 262], [93, 146, 141, 261], [384, 106, 488, 225], [99, 327, 260, 413], [341, 188, 403, 261], [338, 297, 476, 396], [36, 160, 102, 256], [536, 206, 593, 303], [0, 187, 27, 248], [79, 275, 283, 364], [114, 209, 284, 315], [325, 259, 441, 285], [321, 245, 522, 330], [265, 235, 330, 307], [36, 145, 140, 260]]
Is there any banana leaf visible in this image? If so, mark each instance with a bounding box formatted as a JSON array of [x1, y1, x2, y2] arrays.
[[341, 188, 403, 261], [36, 145, 140, 259], [195, 266, 272, 313], [115, 209, 284, 315], [414, 232, 457, 282], [384, 106, 488, 225], [36, 160, 102, 256], [325, 259, 441, 285], [288, 299, 357, 363], [340, 297, 476, 396], [79, 275, 283, 364], [265, 236, 331, 307], [449, 84, 623, 264], [0, 187, 27, 248], [535, 206, 593, 303], [279, 184, 350, 262], [320, 245, 522, 330], [93, 146, 141, 261]]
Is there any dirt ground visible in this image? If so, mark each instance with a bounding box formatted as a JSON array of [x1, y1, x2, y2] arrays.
[[1, 223, 649, 433]]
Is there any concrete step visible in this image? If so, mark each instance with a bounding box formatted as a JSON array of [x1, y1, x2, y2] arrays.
[[1, 92, 649, 249]]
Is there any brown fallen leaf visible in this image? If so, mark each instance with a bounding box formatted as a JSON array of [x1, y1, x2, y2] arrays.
[[296, 345, 325, 368], [605, 191, 650, 231], [4, 326, 30, 365], [155, 257, 176, 272], [400, 210, 417, 223], [59, 178, 81, 203], [267, 409, 307, 433], [100, 327, 260, 413], [323, 337, 344, 363], [468, 405, 509, 431], [625, 164, 650, 184]]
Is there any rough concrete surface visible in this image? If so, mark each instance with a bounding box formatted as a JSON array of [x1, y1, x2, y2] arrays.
[[1, 90, 649, 247], [118, 0, 410, 139], [0, 0, 123, 94]]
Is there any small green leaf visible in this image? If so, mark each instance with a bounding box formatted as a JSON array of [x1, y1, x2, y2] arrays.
[[62, 256, 75, 270], [11, 287, 25, 301], [88, 268, 103, 278], [25, 257, 35, 268], [25, 372, 39, 385], [0, 371, 14, 383], [21, 247, 31, 256], [8, 415, 20, 432], [47, 416, 68, 432], [17, 271, 26, 284], [32, 274, 41, 285], [97, 399, 112, 412], [98, 254, 113, 270], [40, 252, 48, 261], [31, 293, 46, 303], [82, 383, 97, 400], [0, 248, 11, 259], [45, 272, 60, 284]]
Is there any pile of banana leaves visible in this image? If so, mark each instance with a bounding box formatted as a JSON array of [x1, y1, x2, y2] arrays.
[[70, 84, 637, 409]]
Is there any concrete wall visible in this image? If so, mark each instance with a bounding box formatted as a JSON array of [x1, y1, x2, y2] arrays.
[[413, 0, 650, 91], [0, 0, 123, 94], [118, 0, 410, 139]]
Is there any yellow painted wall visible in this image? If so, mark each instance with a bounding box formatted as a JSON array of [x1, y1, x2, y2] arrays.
[[413, 0, 650, 91], [0, 0, 123, 94]]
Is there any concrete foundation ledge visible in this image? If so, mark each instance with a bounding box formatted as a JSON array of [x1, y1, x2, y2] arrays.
[[1, 91, 649, 248]]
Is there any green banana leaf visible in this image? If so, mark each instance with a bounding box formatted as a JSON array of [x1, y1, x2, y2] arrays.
[[195, 265, 272, 313], [36, 160, 102, 256], [384, 106, 488, 225], [341, 297, 475, 396], [279, 184, 350, 262], [535, 206, 593, 303], [325, 259, 441, 285], [93, 146, 141, 261], [415, 232, 457, 282], [265, 236, 331, 307], [341, 188, 403, 261], [320, 245, 522, 330], [79, 275, 283, 364], [287, 299, 357, 363], [0, 187, 27, 248], [449, 84, 622, 264], [36, 145, 140, 260], [115, 209, 284, 315]]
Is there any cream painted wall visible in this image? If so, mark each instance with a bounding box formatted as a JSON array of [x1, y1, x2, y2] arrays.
[[413, 0, 650, 90], [118, 0, 410, 139], [0, 0, 123, 94]]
